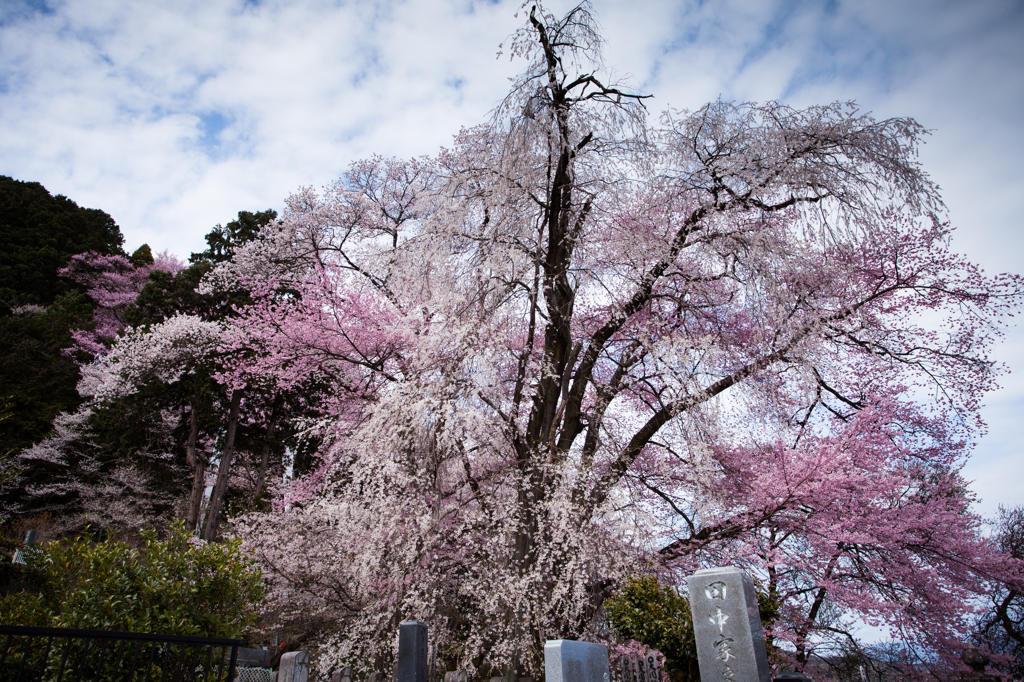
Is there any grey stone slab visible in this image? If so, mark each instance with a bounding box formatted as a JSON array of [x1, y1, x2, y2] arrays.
[[544, 640, 610, 682], [279, 651, 310, 682], [331, 666, 353, 682], [444, 672, 468, 682], [398, 621, 429, 682], [236, 647, 271, 667], [687, 567, 771, 682]]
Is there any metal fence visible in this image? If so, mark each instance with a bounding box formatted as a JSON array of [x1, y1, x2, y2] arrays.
[[0, 625, 242, 682]]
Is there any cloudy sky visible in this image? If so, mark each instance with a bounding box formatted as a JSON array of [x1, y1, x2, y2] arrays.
[[1, 0, 1022, 516]]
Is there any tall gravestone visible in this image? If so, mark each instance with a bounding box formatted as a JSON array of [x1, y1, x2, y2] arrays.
[[687, 567, 771, 682], [398, 621, 430, 682], [545, 640, 610, 682]]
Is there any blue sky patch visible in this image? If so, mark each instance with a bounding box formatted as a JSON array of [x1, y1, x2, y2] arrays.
[[0, 0, 54, 25], [195, 110, 235, 158]]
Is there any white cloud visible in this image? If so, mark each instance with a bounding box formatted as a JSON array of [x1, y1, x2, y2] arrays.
[[1, 0, 1022, 514]]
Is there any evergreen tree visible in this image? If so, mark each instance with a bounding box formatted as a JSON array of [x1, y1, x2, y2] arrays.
[[0, 177, 126, 457]]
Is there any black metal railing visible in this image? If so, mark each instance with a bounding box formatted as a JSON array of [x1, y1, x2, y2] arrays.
[[0, 625, 242, 682]]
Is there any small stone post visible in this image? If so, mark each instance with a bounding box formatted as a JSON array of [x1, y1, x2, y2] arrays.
[[645, 655, 658, 682], [619, 657, 633, 682], [687, 566, 771, 682]]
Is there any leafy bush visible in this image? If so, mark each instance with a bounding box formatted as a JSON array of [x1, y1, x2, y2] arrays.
[[605, 576, 700, 682], [0, 521, 262, 637]]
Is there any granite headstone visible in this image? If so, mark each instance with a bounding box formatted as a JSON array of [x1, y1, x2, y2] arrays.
[[279, 651, 311, 682], [687, 567, 771, 682], [236, 647, 271, 668], [544, 640, 610, 682]]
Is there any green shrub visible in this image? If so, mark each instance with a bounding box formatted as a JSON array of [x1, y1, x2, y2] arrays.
[[605, 576, 700, 682], [0, 521, 262, 637]]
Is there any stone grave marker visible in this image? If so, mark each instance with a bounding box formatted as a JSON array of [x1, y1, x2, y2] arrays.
[[235, 647, 271, 668], [398, 621, 429, 682], [279, 651, 311, 682], [687, 567, 771, 682], [444, 672, 468, 682], [11, 529, 38, 565], [619, 657, 633, 682], [544, 640, 610, 682], [618, 655, 658, 682]]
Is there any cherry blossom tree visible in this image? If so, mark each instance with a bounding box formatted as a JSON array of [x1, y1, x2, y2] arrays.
[[215, 4, 1021, 678], [975, 506, 1024, 679], [60, 247, 183, 358]]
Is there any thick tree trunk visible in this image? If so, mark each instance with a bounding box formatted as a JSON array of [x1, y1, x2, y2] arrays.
[[252, 401, 281, 506], [202, 388, 243, 541], [184, 406, 205, 532]]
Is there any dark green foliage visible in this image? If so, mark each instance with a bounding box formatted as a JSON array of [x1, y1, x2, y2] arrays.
[[0, 176, 124, 309], [125, 260, 218, 326], [0, 522, 263, 637], [0, 177, 127, 462], [130, 208, 277, 327], [0, 292, 93, 454], [130, 243, 155, 266], [605, 576, 700, 682], [190, 209, 277, 264]]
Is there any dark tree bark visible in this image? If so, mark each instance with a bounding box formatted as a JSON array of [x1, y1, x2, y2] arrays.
[[202, 388, 242, 541], [184, 404, 205, 532]]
